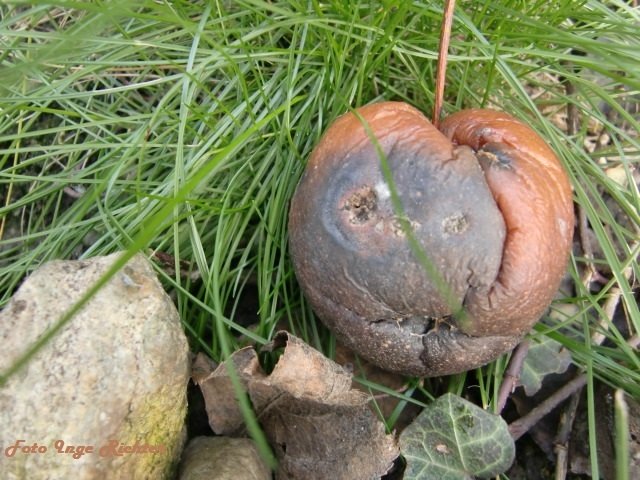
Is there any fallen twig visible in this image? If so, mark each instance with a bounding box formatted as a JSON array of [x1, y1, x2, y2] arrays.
[[509, 373, 587, 441], [553, 389, 582, 480], [496, 339, 530, 414]]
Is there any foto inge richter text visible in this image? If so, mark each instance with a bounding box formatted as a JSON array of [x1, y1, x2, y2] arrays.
[[4, 439, 166, 460]]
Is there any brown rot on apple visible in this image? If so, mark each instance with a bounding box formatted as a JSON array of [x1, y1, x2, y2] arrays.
[[288, 102, 573, 377]]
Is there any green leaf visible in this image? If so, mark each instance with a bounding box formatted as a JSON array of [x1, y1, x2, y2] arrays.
[[399, 393, 515, 480], [520, 336, 573, 396]]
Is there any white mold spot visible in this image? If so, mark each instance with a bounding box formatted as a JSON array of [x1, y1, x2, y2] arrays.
[[374, 181, 391, 200]]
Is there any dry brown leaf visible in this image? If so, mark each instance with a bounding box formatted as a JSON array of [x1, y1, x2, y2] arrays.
[[196, 331, 398, 480], [195, 347, 265, 435], [263, 397, 395, 480], [261, 332, 354, 402], [191, 352, 218, 384]]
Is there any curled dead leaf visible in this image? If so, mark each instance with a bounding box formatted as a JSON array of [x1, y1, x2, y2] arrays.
[[195, 331, 399, 479]]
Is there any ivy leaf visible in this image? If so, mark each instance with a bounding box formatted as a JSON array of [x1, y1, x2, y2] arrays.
[[399, 393, 515, 479], [519, 336, 572, 396]]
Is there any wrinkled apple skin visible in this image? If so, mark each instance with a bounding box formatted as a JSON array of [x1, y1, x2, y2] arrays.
[[288, 102, 573, 377]]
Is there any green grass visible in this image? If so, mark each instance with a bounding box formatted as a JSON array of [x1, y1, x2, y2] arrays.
[[1, 0, 639, 475]]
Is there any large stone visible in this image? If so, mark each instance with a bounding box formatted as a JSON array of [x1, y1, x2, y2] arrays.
[[0, 253, 190, 479]]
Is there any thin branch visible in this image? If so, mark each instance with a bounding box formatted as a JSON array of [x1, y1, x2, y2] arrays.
[[433, 0, 456, 129], [509, 330, 638, 443], [554, 390, 582, 480], [564, 76, 579, 137], [509, 373, 587, 441], [496, 339, 530, 413]]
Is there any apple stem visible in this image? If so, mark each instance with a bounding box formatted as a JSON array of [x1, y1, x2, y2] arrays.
[[433, 0, 456, 129]]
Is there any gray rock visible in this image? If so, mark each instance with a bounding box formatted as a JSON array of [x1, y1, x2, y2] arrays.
[[0, 253, 190, 479], [179, 437, 271, 480]]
